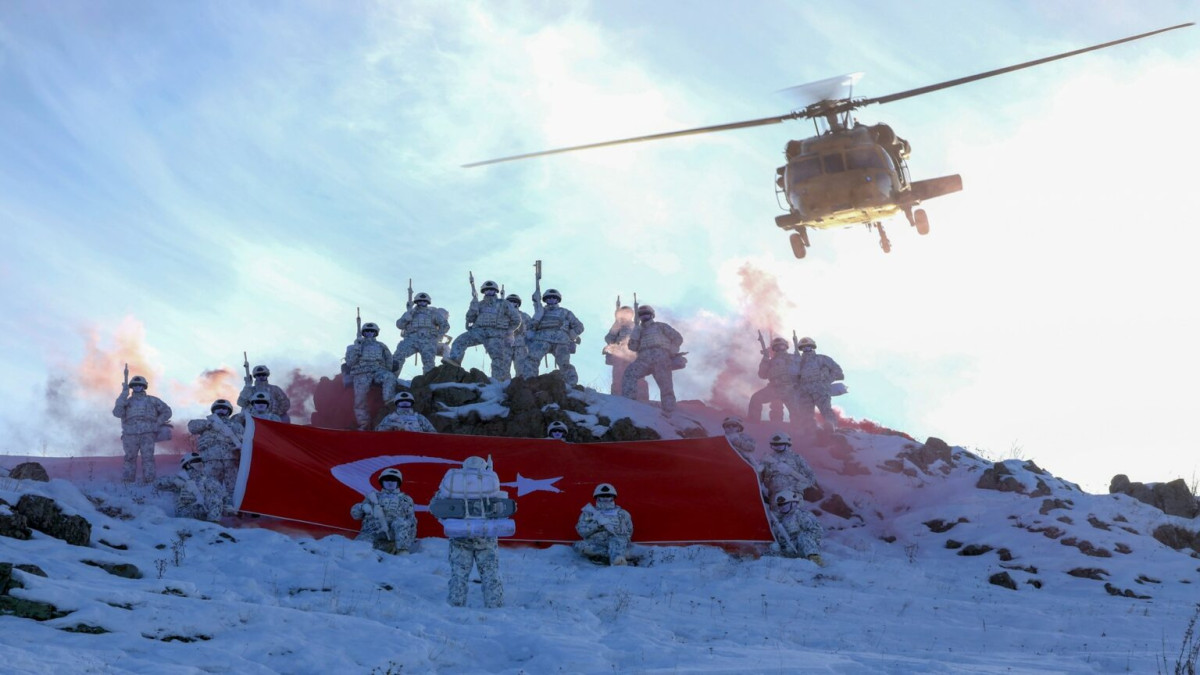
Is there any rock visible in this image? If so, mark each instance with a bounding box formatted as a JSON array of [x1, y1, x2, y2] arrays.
[[1039, 498, 1073, 515], [602, 418, 661, 442], [924, 517, 967, 533], [8, 462, 49, 482], [988, 572, 1017, 590], [82, 560, 143, 579], [1104, 582, 1151, 599], [1152, 524, 1200, 553], [0, 500, 32, 541], [945, 539, 963, 549], [0, 563, 68, 621], [15, 495, 91, 546], [958, 544, 993, 556], [1087, 515, 1112, 531], [977, 460, 1053, 496], [1066, 567, 1109, 581], [1109, 475, 1200, 519], [818, 494, 856, 520]]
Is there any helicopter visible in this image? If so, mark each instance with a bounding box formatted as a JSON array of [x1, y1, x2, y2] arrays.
[[465, 23, 1192, 259]]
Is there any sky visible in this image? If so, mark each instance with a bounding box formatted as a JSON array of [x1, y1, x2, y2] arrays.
[[1, 1, 1198, 493]]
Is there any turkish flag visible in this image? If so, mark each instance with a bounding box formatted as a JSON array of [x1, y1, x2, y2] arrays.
[[235, 418, 773, 546]]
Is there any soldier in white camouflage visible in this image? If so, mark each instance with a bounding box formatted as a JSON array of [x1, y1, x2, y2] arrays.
[[112, 374, 172, 483], [506, 294, 534, 379], [349, 468, 417, 554], [722, 415, 757, 464], [603, 304, 647, 399], [237, 365, 291, 423], [573, 483, 634, 566], [444, 280, 522, 382], [525, 288, 585, 387], [769, 489, 823, 564], [748, 337, 802, 424], [395, 292, 450, 377], [160, 453, 227, 522], [546, 420, 569, 441], [436, 456, 505, 608], [186, 399, 245, 495], [233, 392, 283, 425], [621, 305, 684, 414], [345, 322, 396, 430], [376, 392, 437, 433], [758, 432, 818, 504], [794, 337, 845, 433]]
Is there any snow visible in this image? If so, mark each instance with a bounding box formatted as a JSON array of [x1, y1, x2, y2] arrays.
[[4, 402, 1200, 673]]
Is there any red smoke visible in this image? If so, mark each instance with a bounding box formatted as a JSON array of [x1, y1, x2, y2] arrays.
[[833, 410, 914, 440], [282, 368, 319, 425], [76, 316, 160, 400]]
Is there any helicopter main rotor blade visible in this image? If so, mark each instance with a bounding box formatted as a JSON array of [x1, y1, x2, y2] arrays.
[[859, 22, 1194, 108], [462, 111, 803, 168]]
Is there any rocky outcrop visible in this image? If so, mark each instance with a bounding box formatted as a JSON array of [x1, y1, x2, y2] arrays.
[[1152, 524, 1200, 554], [0, 562, 68, 621], [8, 462, 49, 482], [1109, 475, 1199, 519], [976, 460, 1051, 496], [14, 495, 91, 546]]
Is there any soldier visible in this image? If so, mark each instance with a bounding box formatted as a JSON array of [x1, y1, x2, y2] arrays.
[[794, 337, 845, 433], [748, 337, 802, 424], [721, 415, 756, 463], [159, 453, 227, 522], [769, 490, 823, 564], [573, 483, 634, 566], [545, 420, 569, 441], [758, 432, 818, 504], [506, 294, 534, 379], [237, 365, 291, 423], [234, 392, 283, 425], [444, 280, 522, 382], [621, 305, 684, 415], [112, 374, 172, 483], [602, 305, 647, 399], [435, 456, 506, 608], [349, 468, 417, 554], [525, 288, 585, 387], [186, 399, 244, 495], [344, 322, 396, 430], [395, 292, 451, 377], [376, 391, 437, 433]]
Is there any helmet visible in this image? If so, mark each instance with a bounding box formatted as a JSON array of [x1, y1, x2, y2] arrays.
[[770, 337, 789, 350], [547, 421, 568, 435], [505, 293, 522, 307], [361, 322, 380, 335], [542, 288, 562, 303], [252, 365, 270, 377], [721, 415, 744, 432], [181, 452, 203, 469], [414, 292, 431, 304], [481, 280, 500, 294], [463, 456, 488, 470], [251, 392, 271, 406], [379, 468, 403, 485], [129, 375, 148, 388], [394, 391, 415, 406], [773, 490, 800, 507], [211, 399, 233, 414], [637, 305, 655, 319], [798, 337, 817, 350], [769, 432, 792, 447], [593, 483, 618, 498]]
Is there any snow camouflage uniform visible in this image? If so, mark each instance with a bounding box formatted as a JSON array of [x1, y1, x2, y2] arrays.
[[621, 313, 684, 414], [759, 449, 819, 503], [795, 348, 844, 431], [748, 346, 802, 424], [573, 502, 634, 565], [395, 302, 450, 376], [603, 307, 647, 399], [508, 299, 534, 379], [436, 459, 506, 608], [112, 382, 172, 483], [237, 376, 291, 423], [771, 496, 823, 559], [722, 417, 757, 463], [344, 332, 396, 429], [376, 407, 437, 433], [525, 297, 585, 387], [163, 462, 227, 522], [350, 487, 417, 554], [186, 413, 244, 495], [447, 293, 522, 381]]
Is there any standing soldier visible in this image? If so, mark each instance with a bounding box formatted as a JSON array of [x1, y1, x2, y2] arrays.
[[525, 288, 585, 386], [748, 336, 802, 424], [238, 364, 291, 423], [434, 456, 508, 608], [395, 292, 450, 377], [574, 483, 635, 566], [186, 399, 244, 495], [602, 304, 647, 399], [349, 468, 417, 554], [376, 391, 438, 433], [112, 371, 172, 484], [621, 305, 684, 415], [794, 337, 845, 434], [344, 322, 396, 430], [444, 278, 522, 381], [505, 293, 534, 379]]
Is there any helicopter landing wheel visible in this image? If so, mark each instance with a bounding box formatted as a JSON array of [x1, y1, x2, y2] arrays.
[[914, 209, 930, 235], [789, 232, 808, 259], [874, 222, 892, 253]]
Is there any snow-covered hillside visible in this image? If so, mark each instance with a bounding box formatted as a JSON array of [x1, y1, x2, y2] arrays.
[[3, 390, 1200, 673]]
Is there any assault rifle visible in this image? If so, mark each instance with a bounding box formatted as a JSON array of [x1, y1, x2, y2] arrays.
[[792, 330, 800, 352], [532, 260, 542, 308], [407, 278, 414, 311], [243, 351, 251, 385], [123, 363, 129, 390], [469, 271, 477, 302]]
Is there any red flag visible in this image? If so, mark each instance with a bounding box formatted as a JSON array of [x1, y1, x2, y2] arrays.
[[235, 418, 773, 546]]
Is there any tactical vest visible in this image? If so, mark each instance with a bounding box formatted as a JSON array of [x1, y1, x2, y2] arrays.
[[474, 299, 507, 329]]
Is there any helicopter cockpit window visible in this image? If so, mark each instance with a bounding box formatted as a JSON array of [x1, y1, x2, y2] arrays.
[[822, 153, 846, 174], [846, 148, 888, 171], [788, 155, 822, 182]]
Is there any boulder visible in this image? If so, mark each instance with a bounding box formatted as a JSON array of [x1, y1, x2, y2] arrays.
[[988, 571, 1017, 590], [8, 462, 49, 482], [0, 500, 31, 541], [1108, 475, 1200, 519], [976, 461, 1051, 496], [15, 495, 91, 546]]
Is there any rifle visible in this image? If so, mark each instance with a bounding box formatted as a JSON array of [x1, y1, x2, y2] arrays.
[[356, 307, 362, 338], [243, 351, 251, 384], [792, 330, 800, 352], [632, 293, 639, 318], [123, 363, 129, 390], [615, 295, 621, 311], [766, 509, 800, 557], [757, 330, 769, 357], [407, 279, 414, 311], [532, 260, 542, 308], [469, 271, 477, 302]]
